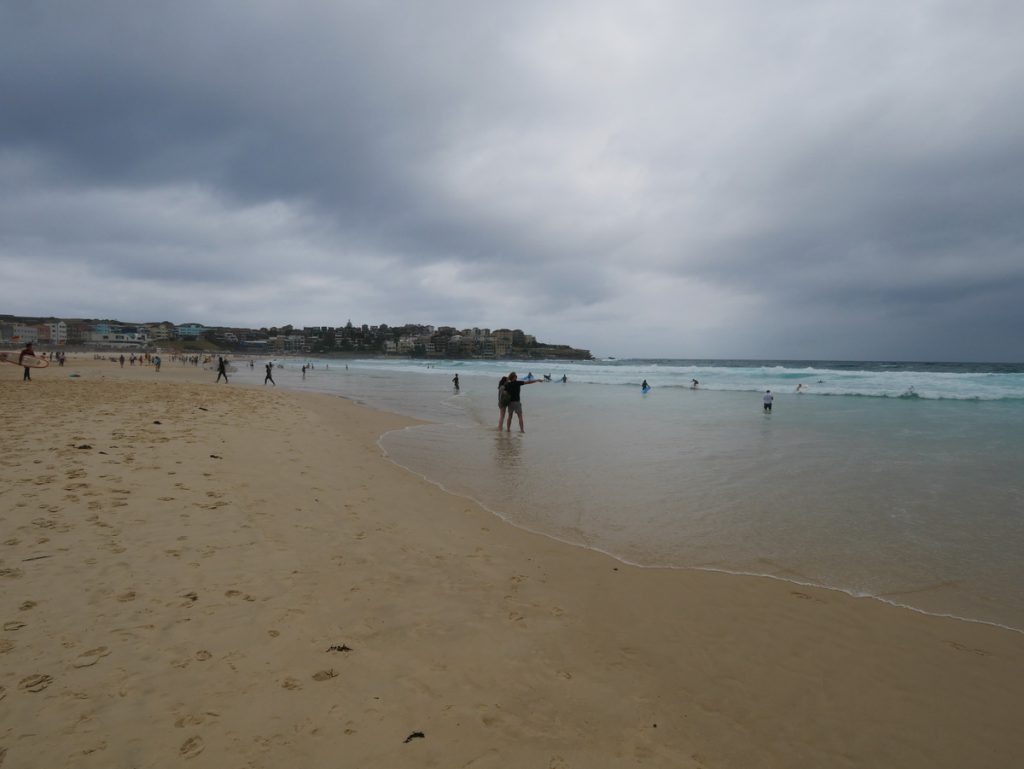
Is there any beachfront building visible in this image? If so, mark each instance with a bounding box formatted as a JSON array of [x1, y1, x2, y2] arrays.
[[491, 329, 513, 357], [46, 321, 68, 345], [272, 334, 306, 353], [145, 323, 176, 341], [66, 323, 91, 345], [87, 325, 149, 347], [11, 324, 40, 344], [176, 323, 207, 339]]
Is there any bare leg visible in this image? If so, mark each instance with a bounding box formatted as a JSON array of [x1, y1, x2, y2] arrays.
[[498, 407, 506, 429], [517, 411, 525, 432]]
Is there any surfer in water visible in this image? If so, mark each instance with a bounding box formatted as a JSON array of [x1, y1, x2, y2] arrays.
[[641, 379, 649, 392], [19, 342, 35, 381], [691, 379, 699, 389], [452, 373, 460, 391], [795, 383, 805, 393], [763, 390, 774, 413]]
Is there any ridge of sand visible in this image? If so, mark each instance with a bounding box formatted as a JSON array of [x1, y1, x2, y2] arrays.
[[2, 358, 1023, 768]]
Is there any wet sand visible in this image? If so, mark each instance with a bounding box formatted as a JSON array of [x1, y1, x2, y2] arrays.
[[2, 356, 1023, 768]]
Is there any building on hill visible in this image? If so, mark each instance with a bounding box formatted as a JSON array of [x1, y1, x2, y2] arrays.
[[176, 323, 207, 339]]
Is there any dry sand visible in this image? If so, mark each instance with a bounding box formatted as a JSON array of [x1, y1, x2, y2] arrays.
[[2, 356, 1023, 768]]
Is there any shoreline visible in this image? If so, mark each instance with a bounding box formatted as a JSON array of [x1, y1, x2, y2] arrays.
[[3, 358, 1023, 768], [378, 423, 1024, 637]]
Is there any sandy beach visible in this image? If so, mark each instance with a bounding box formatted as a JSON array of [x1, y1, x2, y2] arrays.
[[2, 357, 1023, 769]]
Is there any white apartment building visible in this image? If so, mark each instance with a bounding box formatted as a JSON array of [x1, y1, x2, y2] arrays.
[[47, 321, 68, 345]]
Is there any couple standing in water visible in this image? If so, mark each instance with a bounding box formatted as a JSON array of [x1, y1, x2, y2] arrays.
[[497, 372, 544, 432]]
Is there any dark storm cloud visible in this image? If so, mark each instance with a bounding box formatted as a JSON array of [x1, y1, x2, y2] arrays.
[[2, 1, 1024, 359]]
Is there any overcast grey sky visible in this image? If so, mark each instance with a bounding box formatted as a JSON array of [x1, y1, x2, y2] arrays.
[[2, 1, 1023, 360]]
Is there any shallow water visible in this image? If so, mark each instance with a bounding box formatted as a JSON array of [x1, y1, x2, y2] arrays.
[[231, 358, 1024, 631]]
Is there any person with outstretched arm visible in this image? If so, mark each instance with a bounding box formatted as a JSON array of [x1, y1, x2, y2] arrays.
[[504, 371, 543, 432]]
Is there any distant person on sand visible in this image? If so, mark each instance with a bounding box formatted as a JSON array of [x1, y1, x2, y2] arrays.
[[497, 376, 510, 429], [264, 361, 276, 386], [216, 357, 229, 383], [452, 373, 460, 391], [763, 390, 774, 413], [19, 342, 36, 381], [154, 355, 162, 372], [119, 354, 125, 368], [504, 372, 543, 433]]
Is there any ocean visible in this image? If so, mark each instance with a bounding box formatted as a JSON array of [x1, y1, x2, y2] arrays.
[[231, 357, 1024, 632]]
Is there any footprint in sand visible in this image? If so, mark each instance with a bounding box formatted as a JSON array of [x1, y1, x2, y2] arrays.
[[19, 674, 54, 693], [19, 601, 36, 611], [194, 650, 212, 662], [946, 640, 991, 656], [3, 621, 26, 632], [73, 647, 111, 668], [312, 669, 338, 682], [117, 591, 136, 602], [0, 569, 24, 579], [179, 736, 205, 759], [0, 639, 15, 653]]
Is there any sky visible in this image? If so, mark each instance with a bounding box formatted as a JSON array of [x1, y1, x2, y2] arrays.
[[2, 1, 1023, 361]]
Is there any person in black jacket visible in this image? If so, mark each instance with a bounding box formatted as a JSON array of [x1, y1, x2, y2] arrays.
[[503, 372, 544, 433]]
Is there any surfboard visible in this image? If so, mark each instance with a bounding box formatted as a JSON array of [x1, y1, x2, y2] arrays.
[[0, 352, 50, 368], [642, 385, 651, 394]]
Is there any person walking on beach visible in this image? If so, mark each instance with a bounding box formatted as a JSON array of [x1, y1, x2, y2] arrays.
[[264, 361, 276, 386], [452, 373, 460, 391], [497, 376, 510, 429], [216, 357, 229, 384], [18, 342, 36, 381], [763, 390, 774, 413], [504, 371, 543, 432]]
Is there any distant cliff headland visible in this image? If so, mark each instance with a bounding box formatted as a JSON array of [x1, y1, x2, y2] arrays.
[[0, 315, 593, 360]]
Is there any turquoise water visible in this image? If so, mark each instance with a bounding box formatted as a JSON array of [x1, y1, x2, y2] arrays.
[[232, 358, 1024, 631]]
